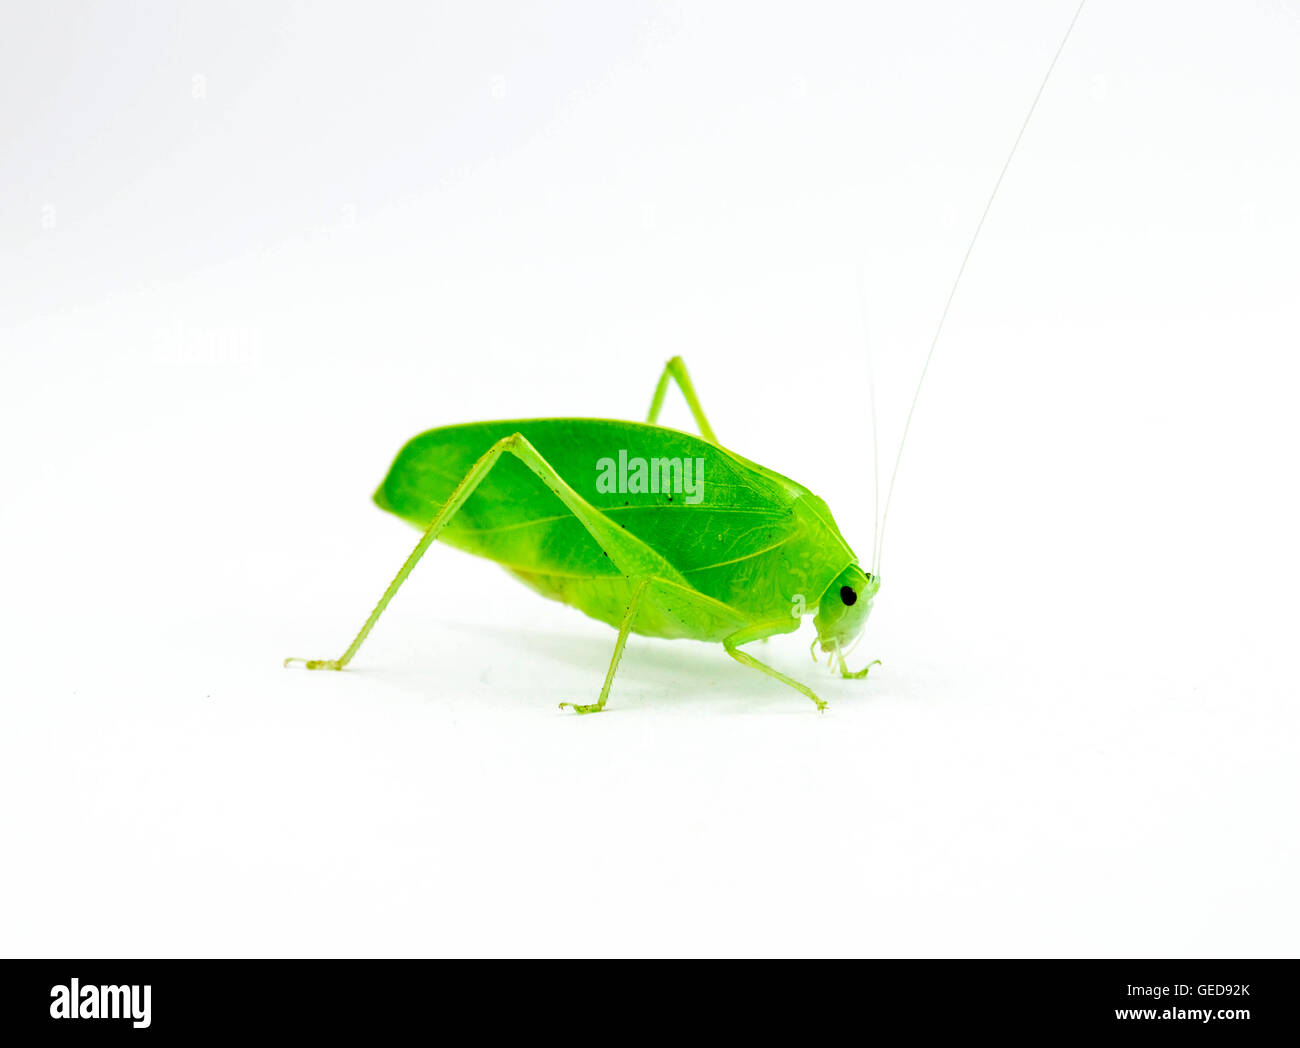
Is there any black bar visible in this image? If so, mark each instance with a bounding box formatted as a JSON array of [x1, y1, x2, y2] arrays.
[[0, 959, 1291, 1038]]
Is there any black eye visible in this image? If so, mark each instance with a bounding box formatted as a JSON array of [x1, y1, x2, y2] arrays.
[[840, 585, 857, 606]]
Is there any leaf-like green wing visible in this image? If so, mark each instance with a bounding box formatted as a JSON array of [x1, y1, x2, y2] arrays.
[[374, 418, 854, 618]]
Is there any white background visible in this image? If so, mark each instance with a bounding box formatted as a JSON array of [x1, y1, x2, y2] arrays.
[[2, 1, 1297, 958]]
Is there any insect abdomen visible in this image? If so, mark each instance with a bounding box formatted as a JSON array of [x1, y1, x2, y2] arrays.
[[504, 568, 748, 642]]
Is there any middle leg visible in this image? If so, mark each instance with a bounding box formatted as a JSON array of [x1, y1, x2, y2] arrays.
[[724, 622, 827, 711]]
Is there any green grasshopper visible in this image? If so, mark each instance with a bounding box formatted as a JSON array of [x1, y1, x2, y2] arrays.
[[286, 2, 1086, 712], [287, 357, 880, 713]]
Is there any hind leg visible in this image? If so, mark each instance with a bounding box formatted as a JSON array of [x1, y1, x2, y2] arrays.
[[645, 356, 719, 444]]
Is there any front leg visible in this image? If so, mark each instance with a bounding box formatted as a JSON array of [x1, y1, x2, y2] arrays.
[[837, 658, 882, 680]]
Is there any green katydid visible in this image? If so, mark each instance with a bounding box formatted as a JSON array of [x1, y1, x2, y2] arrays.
[[287, 357, 879, 712], [285, 2, 1087, 712]]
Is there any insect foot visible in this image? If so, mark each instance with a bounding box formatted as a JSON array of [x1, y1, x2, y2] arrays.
[[283, 657, 343, 671], [839, 659, 882, 680], [558, 701, 605, 715]]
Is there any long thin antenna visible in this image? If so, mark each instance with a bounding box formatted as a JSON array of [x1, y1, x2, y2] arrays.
[[873, 0, 1087, 576], [857, 269, 881, 573]]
